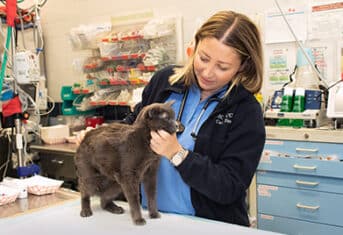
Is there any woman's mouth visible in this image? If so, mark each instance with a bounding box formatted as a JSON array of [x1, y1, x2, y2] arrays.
[[199, 76, 214, 87]]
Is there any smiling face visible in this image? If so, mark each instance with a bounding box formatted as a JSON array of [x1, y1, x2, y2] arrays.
[[193, 37, 242, 100]]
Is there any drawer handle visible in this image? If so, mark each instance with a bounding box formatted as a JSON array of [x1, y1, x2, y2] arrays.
[[296, 203, 320, 211], [295, 180, 319, 186], [295, 147, 318, 153], [51, 159, 64, 165], [293, 164, 317, 170]]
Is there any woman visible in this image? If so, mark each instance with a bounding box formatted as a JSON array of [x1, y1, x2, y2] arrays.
[[125, 10, 265, 226]]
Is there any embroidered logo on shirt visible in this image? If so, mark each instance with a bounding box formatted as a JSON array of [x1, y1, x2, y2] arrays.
[[215, 113, 233, 125]]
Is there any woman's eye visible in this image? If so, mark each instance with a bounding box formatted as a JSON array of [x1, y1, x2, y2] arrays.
[[218, 65, 229, 71], [199, 56, 209, 62]]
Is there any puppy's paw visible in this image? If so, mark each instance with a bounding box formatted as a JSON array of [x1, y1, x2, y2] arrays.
[[149, 211, 161, 219], [80, 209, 93, 217], [134, 218, 146, 226], [104, 204, 124, 214]]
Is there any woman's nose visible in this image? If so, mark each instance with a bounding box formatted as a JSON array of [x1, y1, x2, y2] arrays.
[[202, 64, 215, 78]]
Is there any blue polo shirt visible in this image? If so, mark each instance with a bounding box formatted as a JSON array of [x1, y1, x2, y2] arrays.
[[141, 84, 226, 215]]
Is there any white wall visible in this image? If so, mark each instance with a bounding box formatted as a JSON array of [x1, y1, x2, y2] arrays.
[[39, 0, 278, 101]]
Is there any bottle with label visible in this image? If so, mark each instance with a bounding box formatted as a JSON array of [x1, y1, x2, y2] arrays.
[[291, 87, 305, 127], [277, 87, 294, 126]]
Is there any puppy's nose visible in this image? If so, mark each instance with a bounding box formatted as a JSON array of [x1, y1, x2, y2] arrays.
[[175, 120, 185, 134]]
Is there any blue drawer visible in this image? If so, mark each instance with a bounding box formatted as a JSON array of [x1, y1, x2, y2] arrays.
[[258, 213, 343, 235], [257, 171, 343, 194], [258, 155, 343, 179], [264, 139, 343, 159], [257, 185, 343, 227]]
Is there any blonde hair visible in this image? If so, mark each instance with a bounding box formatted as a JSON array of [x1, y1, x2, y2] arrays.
[[170, 10, 263, 96]]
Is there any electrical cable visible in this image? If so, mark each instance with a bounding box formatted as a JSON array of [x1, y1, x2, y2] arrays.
[[0, 26, 12, 95], [0, 131, 12, 179], [33, 2, 44, 54], [282, 65, 297, 88], [274, 0, 328, 88], [39, 94, 55, 116], [18, 10, 27, 49]]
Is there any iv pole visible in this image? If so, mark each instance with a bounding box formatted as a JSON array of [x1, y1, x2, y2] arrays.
[[1, 0, 40, 178], [11, 29, 26, 176], [7, 0, 25, 177]]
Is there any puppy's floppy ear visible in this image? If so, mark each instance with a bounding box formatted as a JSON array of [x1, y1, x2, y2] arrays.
[[147, 106, 160, 120], [165, 100, 175, 107], [147, 108, 154, 119]]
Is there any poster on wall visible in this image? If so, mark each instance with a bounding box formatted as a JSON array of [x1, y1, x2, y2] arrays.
[[264, 5, 307, 44], [267, 46, 295, 85], [309, 2, 343, 40], [307, 40, 336, 85]]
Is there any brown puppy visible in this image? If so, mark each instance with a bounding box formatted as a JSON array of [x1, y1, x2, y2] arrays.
[[74, 102, 176, 225]]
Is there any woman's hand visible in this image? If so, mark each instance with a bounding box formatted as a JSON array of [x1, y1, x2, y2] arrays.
[[75, 127, 94, 146], [150, 130, 183, 160]]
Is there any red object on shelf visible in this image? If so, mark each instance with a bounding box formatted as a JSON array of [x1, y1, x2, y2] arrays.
[[108, 101, 117, 105], [108, 101, 128, 106], [101, 57, 110, 61], [2, 96, 22, 117], [6, 0, 17, 26], [110, 79, 128, 85], [73, 89, 81, 94], [116, 65, 125, 72], [137, 63, 145, 70], [85, 116, 104, 128], [146, 65, 156, 71], [84, 63, 97, 69], [107, 67, 114, 73], [121, 55, 129, 60], [131, 54, 139, 59], [99, 80, 109, 85]]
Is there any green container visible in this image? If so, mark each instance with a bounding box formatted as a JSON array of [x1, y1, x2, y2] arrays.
[[291, 88, 305, 127], [61, 86, 78, 101], [277, 88, 294, 126], [62, 100, 95, 116], [292, 88, 305, 112]]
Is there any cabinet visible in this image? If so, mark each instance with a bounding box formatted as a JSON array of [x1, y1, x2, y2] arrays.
[[30, 143, 78, 190], [256, 127, 343, 235]]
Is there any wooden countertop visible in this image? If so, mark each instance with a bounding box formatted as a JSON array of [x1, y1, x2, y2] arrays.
[[30, 143, 78, 154], [0, 188, 79, 218]]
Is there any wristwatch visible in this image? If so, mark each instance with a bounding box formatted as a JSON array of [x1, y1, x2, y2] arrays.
[[170, 148, 188, 166]]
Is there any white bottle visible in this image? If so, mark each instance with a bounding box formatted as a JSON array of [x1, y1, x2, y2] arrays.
[[294, 48, 320, 90]]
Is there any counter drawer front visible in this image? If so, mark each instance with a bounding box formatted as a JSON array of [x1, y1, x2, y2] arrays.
[[257, 185, 343, 227], [258, 155, 343, 179], [264, 139, 343, 159], [39, 154, 77, 180], [258, 213, 343, 235], [257, 171, 343, 194]]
